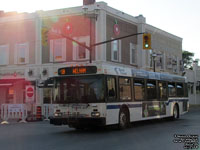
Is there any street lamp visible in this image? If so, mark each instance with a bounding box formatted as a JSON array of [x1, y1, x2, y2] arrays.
[[152, 53, 157, 72], [193, 60, 198, 104]]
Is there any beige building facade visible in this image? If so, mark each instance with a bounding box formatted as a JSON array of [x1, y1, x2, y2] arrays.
[[185, 64, 200, 104]]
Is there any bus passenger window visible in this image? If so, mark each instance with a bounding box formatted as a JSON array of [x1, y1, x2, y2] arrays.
[[168, 82, 176, 97], [107, 77, 116, 101], [146, 80, 157, 100], [177, 83, 184, 97], [184, 83, 188, 97], [134, 79, 145, 101], [158, 82, 167, 100], [119, 78, 131, 101]]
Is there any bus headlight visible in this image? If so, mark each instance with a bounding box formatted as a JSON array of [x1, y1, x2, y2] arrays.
[[91, 112, 100, 117], [54, 112, 62, 117]]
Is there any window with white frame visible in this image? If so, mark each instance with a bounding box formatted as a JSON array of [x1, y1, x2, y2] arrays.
[[50, 38, 66, 62], [172, 56, 178, 73], [166, 55, 172, 69], [73, 36, 89, 61], [111, 38, 121, 62], [130, 43, 137, 64], [0, 45, 9, 65], [15, 43, 29, 64], [156, 52, 164, 70]]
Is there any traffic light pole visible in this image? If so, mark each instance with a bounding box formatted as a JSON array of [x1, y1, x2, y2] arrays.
[[152, 53, 157, 72], [92, 32, 145, 47], [61, 32, 145, 63]]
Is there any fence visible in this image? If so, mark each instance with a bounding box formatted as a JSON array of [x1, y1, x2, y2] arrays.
[[43, 104, 54, 120], [1, 104, 27, 124]]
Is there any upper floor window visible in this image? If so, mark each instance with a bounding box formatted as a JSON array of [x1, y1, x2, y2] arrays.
[[50, 38, 66, 62], [15, 43, 29, 64], [156, 53, 164, 70], [130, 43, 137, 64], [166, 55, 172, 69], [73, 36, 89, 61], [111, 38, 121, 62], [0, 45, 9, 65], [172, 56, 178, 73]]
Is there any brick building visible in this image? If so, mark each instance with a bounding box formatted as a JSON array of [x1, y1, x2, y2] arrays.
[[0, 1, 184, 116]]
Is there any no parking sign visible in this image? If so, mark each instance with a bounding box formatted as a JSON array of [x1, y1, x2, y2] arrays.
[[26, 85, 35, 103]]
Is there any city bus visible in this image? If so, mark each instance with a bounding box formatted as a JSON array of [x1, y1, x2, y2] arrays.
[[49, 62, 189, 129]]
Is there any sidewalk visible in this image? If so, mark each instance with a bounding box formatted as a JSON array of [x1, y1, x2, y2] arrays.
[[189, 104, 200, 111]]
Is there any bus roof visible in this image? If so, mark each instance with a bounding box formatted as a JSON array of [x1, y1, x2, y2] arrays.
[[53, 62, 186, 83]]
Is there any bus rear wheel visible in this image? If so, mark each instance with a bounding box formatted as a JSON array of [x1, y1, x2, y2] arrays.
[[172, 104, 179, 120], [118, 109, 129, 129]]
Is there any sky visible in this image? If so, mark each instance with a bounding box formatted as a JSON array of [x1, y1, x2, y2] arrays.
[[1, 0, 200, 59]]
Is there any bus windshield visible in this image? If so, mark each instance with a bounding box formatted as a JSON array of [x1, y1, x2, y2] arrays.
[[53, 75, 104, 103]]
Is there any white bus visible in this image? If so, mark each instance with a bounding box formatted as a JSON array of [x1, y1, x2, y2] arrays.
[[48, 63, 189, 129]]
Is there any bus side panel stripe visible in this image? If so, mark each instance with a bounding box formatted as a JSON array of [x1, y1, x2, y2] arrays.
[[166, 98, 189, 105], [107, 104, 142, 109], [107, 105, 121, 109]]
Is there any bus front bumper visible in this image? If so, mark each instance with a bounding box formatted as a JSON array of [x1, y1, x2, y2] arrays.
[[50, 117, 106, 127]]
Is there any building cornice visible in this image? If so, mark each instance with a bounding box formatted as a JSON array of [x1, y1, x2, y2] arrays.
[[145, 24, 182, 42]]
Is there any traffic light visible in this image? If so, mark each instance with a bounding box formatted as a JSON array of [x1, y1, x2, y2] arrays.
[[143, 33, 151, 50]]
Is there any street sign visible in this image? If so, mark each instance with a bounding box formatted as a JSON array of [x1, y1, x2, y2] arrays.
[[26, 85, 34, 103]]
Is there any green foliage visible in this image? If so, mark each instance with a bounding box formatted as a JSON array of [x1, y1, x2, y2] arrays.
[[182, 51, 194, 69]]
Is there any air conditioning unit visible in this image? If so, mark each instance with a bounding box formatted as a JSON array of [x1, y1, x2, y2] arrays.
[[83, 0, 95, 5]]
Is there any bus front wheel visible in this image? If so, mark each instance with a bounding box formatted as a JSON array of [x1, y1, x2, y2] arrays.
[[118, 109, 129, 129]]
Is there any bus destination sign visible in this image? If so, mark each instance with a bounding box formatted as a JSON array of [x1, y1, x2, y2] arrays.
[[58, 66, 97, 75]]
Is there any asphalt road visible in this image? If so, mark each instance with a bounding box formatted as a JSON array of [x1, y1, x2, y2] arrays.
[[0, 107, 199, 150]]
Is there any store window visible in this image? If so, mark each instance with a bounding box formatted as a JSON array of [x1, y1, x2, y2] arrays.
[[43, 88, 52, 104], [6, 86, 14, 103]]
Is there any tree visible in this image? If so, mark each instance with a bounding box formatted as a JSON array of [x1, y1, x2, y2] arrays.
[[194, 58, 200, 66], [182, 50, 194, 69]]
